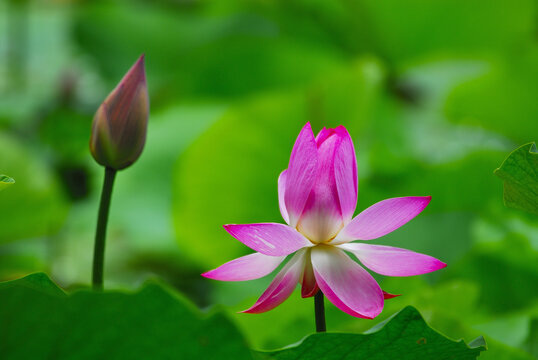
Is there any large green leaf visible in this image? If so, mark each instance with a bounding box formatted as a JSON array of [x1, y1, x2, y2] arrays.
[[0, 174, 15, 191], [257, 306, 486, 360], [494, 142, 538, 215], [0, 274, 488, 360], [0, 273, 253, 359]]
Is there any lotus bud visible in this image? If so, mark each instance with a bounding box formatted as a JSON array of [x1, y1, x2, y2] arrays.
[[90, 55, 149, 170]]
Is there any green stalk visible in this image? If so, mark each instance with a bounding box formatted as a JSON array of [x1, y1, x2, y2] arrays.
[[92, 167, 117, 290], [314, 291, 327, 332]]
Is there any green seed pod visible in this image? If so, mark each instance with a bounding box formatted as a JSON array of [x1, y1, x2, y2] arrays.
[[90, 55, 149, 170]]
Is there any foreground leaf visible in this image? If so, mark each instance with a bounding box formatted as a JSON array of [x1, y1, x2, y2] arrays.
[[494, 142, 538, 215], [0, 174, 15, 191], [257, 306, 486, 360], [0, 273, 253, 360]]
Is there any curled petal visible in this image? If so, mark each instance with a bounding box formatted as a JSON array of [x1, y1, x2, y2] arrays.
[[334, 196, 431, 243], [202, 253, 285, 281], [278, 170, 290, 224], [285, 123, 318, 227], [333, 126, 358, 223], [300, 250, 318, 298], [315, 127, 332, 145], [383, 291, 401, 299], [242, 250, 306, 313], [339, 243, 447, 276], [311, 246, 383, 319], [224, 223, 311, 256]]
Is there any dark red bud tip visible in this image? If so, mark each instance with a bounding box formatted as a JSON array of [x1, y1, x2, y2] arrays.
[[90, 56, 149, 170]]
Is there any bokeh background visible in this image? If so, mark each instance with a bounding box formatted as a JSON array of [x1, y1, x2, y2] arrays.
[[1, 0, 537, 358]]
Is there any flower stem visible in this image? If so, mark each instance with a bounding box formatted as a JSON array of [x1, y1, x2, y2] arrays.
[[92, 167, 117, 290], [314, 291, 326, 332]]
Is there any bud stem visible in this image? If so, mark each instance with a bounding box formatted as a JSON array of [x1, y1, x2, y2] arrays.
[[92, 167, 117, 290], [314, 291, 326, 332]]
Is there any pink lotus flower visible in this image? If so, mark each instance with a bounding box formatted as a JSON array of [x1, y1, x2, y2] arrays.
[[203, 123, 446, 319]]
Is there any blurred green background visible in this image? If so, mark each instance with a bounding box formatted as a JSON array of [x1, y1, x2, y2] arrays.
[[0, 0, 537, 358]]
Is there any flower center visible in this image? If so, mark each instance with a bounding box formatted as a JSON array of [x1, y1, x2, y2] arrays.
[[297, 222, 343, 245]]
